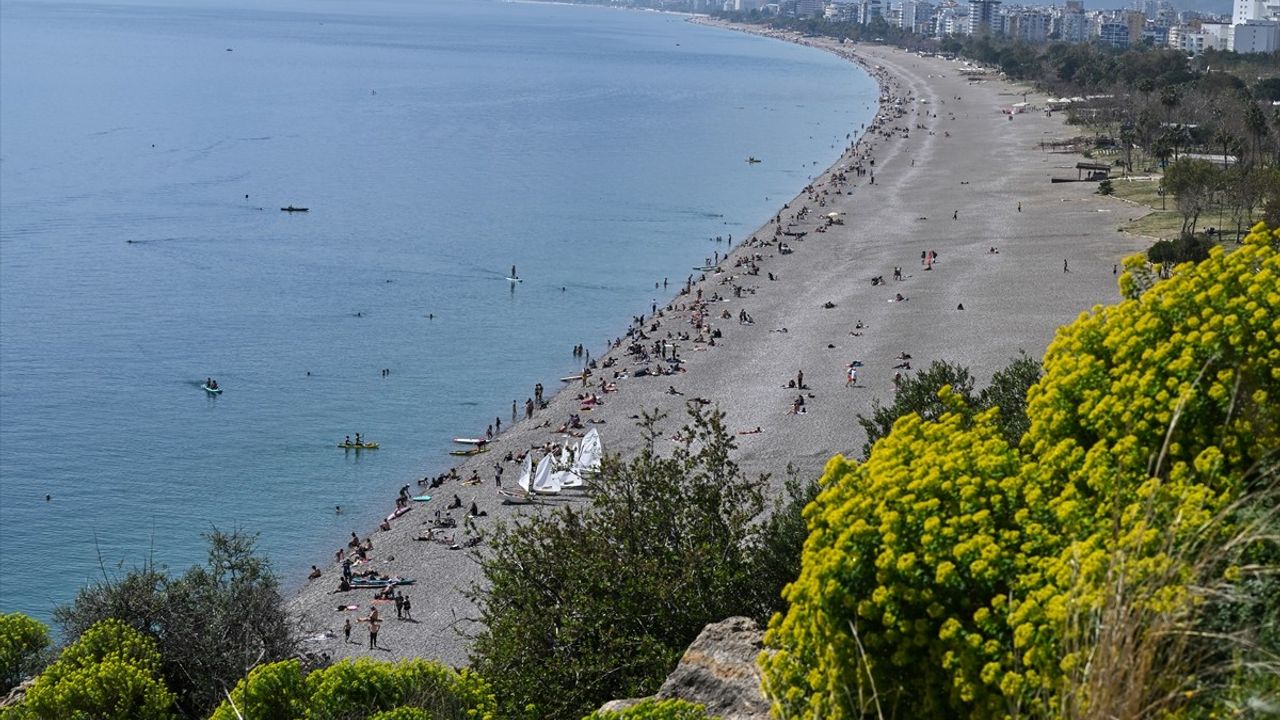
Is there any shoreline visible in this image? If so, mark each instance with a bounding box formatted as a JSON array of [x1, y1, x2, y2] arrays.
[[292, 20, 1146, 667]]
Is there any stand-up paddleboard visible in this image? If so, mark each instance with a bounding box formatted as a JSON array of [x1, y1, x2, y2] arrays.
[[452, 437, 487, 445], [507, 265, 522, 283], [561, 374, 587, 383], [411, 495, 432, 502], [202, 384, 222, 395], [386, 506, 411, 522]]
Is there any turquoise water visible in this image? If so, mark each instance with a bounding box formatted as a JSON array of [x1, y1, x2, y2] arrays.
[[0, 0, 876, 621]]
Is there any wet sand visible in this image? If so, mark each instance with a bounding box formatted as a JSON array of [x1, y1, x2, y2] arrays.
[[291, 24, 1146, 666]]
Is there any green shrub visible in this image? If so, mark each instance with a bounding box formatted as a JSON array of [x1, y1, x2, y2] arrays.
[[583, 698, 716, 719], [1097, 178, 1114, 195], [763, 226, 1280, 719], [22, 619, 174, 720], [0, 613, 50, 692], [471, 408, 791, 719], [53, 529, 295, 717], [211, 657, 496, 720]]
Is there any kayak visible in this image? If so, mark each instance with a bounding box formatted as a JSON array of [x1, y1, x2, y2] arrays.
[[449, 446, 487, 457], [202, 384, 222, 395], [338, 442, 379, 450], [452, 437, 488, 445]]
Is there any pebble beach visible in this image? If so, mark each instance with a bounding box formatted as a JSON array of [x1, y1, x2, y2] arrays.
[[291, 21, 1149, 666]]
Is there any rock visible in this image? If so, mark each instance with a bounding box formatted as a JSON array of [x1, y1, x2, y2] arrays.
[[596, 617, 770, 719]]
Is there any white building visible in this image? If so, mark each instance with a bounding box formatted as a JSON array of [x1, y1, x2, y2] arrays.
[[1235, 19, 1280, 51], [796, 0, 825, 15]]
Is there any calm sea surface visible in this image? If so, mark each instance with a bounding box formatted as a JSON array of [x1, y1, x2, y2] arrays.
[[0, 0, 875, 621]]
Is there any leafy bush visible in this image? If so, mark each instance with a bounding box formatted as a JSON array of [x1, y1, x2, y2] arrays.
[[1147, 233, 1211, 265], [856, 355, 1041, 457], [1097, 179, 1114, 195], [0, 613, 50, 692], [471, 408, 794, 719], [21, 619, 174, 720], [583, 698, 715, 719], [210, 657, 497, 720], [53, 529, 295, 717], [763, 225, 1280, 718]]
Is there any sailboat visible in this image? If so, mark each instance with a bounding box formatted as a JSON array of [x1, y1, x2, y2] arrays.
[[498, 455, 535, 505], [530, 452, 561, 495], [554, 442, 585, 490]]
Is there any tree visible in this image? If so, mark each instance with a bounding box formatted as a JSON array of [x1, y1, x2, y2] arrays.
[[471, 408, 788, 720], [856, 355, 1040, 457], [0, 614, 50, 693], [21, 619, 175, 720], [53, 528, 296, 717], [1163, 157, 1219, 236]]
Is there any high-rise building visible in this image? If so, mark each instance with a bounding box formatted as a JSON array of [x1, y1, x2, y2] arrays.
[[796, 0, 825, 16], [968, 0, 1001, 35], [1099, 20, 1130, 46]]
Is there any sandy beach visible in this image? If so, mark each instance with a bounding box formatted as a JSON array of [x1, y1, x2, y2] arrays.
[[292, 21, 1147, 666]]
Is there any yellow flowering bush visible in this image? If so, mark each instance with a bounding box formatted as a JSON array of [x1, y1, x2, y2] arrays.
[[762, 225, 1279, 718]]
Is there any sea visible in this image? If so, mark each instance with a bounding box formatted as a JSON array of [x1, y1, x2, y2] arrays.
[[0, 0, 876, 622]]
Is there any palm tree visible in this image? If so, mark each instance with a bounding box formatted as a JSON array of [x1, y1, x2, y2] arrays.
[[1244, 102, 1268, 167]]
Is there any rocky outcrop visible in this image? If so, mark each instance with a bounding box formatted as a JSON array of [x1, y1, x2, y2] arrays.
[[598, 617, 771, 719]]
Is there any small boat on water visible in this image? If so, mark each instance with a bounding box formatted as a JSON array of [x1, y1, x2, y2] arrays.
[[338, 442, 379, 450], [202, 384, 222, 395], [281, 206, 309, 213], [746, 156, 762, 164]]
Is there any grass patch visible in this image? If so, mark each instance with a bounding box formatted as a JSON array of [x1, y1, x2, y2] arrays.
[[1107, 177, 1183, 240]]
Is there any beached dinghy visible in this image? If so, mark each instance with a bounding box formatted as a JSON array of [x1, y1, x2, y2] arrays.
[[498, 455, 535, 505], [452, 437, 488, 446]]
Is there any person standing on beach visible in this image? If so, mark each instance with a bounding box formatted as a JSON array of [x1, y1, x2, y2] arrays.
[[525, 398, 534, 420], [1064, 259, 1070, 273], [512, 400, 517, 422], [343, 618, 352, 644], [362, 607, 381, 649]]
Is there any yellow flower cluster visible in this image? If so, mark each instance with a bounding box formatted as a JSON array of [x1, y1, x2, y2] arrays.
[[762, 226, 1279, 719]]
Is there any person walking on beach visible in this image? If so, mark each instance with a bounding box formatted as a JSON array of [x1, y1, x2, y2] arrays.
[[1064, 259, 1070, 273], [343, 618, 352, 644], [402, 595, 412, 621]]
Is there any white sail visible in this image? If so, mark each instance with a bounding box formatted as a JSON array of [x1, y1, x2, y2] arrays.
[[557, 440, 585, 489], [574, 429, 603, 477], [531, 453, 560, 494], [516, 454, 533, 492]]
